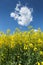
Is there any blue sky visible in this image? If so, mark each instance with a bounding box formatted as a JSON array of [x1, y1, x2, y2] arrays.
[[0, 0, 43, 33]]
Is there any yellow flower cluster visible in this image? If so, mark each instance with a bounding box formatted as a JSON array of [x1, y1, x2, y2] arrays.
[[0, 29, 43, 65], [36, 61, 43, 65]]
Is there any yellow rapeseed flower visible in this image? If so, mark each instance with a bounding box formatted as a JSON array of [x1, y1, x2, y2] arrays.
[[29, 43, 33, 48], [38, 39, 42, 43], [41, 62, 43, 65], [11, 43, 15, 48], [40, 51, 43, 56], [34, 47, 38, 52], [24, 45, 28, 50], [37, 62, 40, 65]]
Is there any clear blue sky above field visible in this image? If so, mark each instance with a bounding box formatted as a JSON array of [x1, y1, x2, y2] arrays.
[[0, 0, 43, 33]]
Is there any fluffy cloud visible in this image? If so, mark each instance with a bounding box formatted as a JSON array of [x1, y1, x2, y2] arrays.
[[34, 29, 38, 32], [10, 2, 33, 26]]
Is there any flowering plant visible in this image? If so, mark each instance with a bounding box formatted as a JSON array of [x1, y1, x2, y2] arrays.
[[0, 29, 43, 65]]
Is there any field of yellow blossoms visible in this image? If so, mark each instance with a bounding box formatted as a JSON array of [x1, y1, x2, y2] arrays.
[[0, 29, 43, 65]]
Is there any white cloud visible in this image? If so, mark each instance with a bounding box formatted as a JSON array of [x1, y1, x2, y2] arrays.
[[34, 29, 38, 32], [15, 1, 21, 11], [10, 2, 33, 26]]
